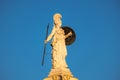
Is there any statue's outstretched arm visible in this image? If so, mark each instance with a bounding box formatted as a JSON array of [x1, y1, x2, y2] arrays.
[[45, 27, 55, 43], [65, 31, 72, 39]]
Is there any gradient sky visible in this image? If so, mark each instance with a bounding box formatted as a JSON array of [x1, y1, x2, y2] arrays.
[[0, 0, 120, 80]]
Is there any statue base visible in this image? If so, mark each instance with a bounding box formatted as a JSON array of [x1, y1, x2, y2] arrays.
[[44, 68, 78, 80]]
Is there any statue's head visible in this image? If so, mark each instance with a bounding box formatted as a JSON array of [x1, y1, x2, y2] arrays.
[[53, 13, 62, 20]]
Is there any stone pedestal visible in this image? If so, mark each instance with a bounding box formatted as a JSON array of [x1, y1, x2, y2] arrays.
[[44, 68, 78, 80]]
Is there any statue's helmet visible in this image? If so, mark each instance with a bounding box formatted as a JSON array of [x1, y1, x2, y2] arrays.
[[53, 13, 62, 20]]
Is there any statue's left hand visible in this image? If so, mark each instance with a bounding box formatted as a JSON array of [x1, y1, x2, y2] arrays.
[[68, 31, 72, 36], [65, 31, 72, 39]]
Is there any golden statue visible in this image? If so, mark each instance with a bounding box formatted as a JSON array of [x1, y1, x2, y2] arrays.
[[45, 13, 72, 69], [44, 13, 78, 80]]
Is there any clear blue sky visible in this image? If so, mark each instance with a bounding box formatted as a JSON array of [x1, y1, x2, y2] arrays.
[[0, 0, 120, 80]]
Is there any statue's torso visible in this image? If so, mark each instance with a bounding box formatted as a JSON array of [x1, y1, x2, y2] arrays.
[[51, 28, 65, 45]]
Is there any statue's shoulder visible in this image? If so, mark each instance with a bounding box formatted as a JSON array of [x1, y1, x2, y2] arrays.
[[60, 28, 64, 32]]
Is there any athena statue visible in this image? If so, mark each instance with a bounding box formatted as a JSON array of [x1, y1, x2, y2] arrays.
[[45, 13, 72, 69]]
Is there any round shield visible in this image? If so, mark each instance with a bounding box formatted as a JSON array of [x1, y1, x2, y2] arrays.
[[61, 26, 76, 45]]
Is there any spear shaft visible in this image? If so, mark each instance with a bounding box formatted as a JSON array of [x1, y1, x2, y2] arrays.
[[42, 23, 49, 66]]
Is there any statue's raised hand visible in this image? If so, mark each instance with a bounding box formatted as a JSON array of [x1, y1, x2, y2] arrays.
[[44, 40, 48, 44]]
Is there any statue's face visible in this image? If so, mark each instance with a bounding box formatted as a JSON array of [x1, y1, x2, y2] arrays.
[[54, 20, 62, 28]]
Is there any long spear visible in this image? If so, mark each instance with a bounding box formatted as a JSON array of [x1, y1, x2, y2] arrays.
[[41, 23, 49, 66]]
